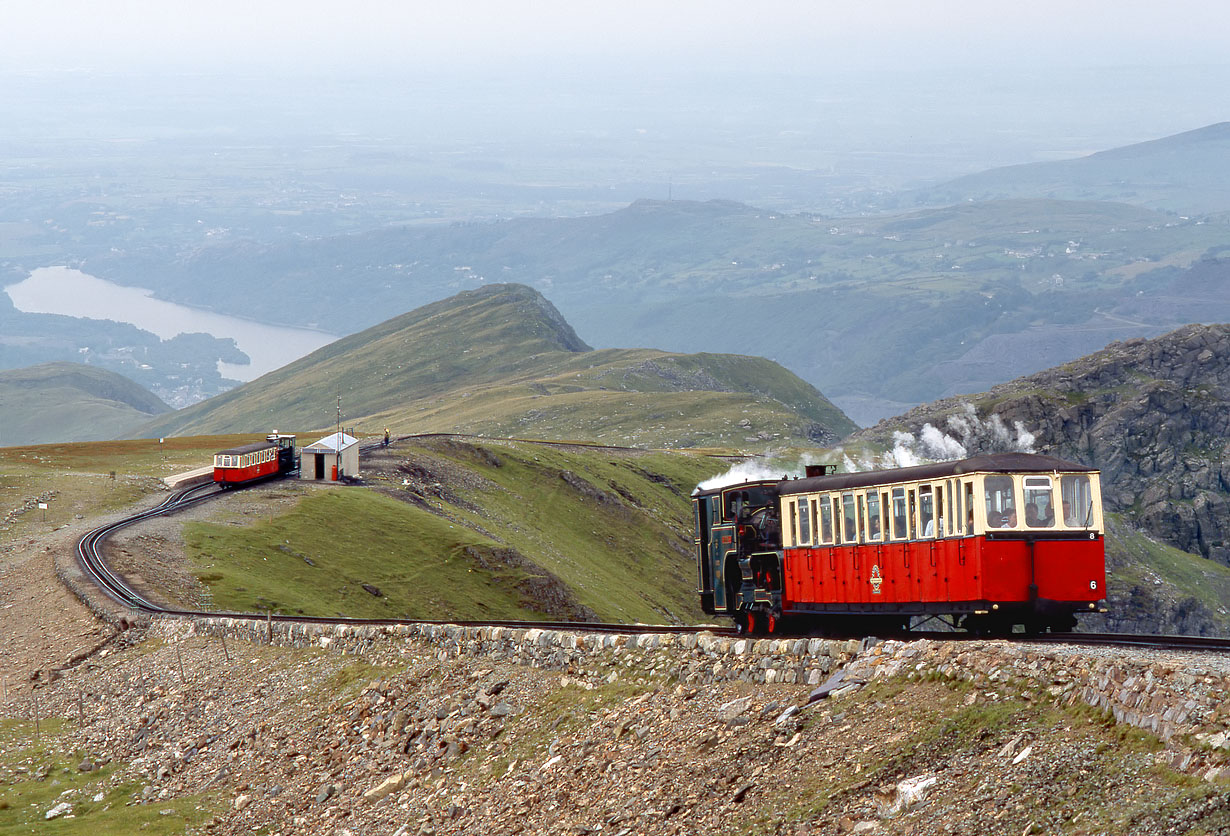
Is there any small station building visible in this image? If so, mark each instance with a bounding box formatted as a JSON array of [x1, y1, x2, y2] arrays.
[[300, 431, 360, 481]]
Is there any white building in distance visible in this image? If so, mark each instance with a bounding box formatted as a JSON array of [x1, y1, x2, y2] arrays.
[[301, 432, 359, 481]]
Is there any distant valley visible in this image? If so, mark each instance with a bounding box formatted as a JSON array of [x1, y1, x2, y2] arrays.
[[69, 124, 1230, 424], [2, 122, 1229, 428]]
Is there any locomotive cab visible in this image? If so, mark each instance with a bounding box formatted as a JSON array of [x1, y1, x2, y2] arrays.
[[693, 480, 782, 626]]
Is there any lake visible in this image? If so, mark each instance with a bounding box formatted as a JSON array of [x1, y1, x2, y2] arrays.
[[4, 266, 337, 381]]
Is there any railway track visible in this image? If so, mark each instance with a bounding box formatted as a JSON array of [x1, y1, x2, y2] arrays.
[[74, 478, 1230, 655]]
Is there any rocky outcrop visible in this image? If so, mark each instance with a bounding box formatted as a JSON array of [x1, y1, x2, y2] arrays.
[[859, 323, 1230, 565]]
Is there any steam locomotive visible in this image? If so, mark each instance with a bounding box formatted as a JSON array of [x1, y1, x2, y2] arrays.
[[693, 453, 1106, 635]]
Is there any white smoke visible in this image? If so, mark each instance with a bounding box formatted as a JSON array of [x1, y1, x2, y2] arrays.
[[940, 403, 1036, 457], [695, 450, 835, 493], [695, 405, 1037, 491], [838, 404, 1037, 473]]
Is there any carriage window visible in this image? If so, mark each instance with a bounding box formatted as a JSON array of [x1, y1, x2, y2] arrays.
[[1061, 474, 1094, 527], [789, 501, 798, 546], [919, 486, 936, 538], [890, 488, 908, 541], [963, 481, 975, 534], [908, 490, 917, 539], [842, 493, 858, 544], [984, 475, 1018, 528], [946, 480, 956, 536], [865, 492, 883, 541], [832, 497, 843, 543], [798, 498, 812, 545], [1023, 476, 1056, 528], [819, 497, 834, 544]]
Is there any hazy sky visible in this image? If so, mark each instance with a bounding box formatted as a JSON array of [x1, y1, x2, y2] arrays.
[[6, 0, 1230, 74]]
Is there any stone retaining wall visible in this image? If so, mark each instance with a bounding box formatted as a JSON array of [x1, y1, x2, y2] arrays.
[[159, 616, 1230, 777]]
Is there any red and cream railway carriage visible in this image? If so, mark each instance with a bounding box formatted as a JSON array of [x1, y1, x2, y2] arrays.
[[213, 433, 298, 488], [694, 453, 1106, 634]]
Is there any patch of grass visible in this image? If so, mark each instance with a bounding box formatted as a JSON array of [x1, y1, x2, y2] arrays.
[[409, 438, 720, 622], [184, 488, 546, 619], [0, 722, 216, 836], [0, 434, 295, 552], [309, 660, 405, 704]]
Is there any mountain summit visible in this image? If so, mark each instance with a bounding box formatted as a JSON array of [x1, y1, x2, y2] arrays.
[[139, 283, 855, 447]]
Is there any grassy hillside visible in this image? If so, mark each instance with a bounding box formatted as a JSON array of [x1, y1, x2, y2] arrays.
[[0, 362, 169, 446], [137, 283, 855, 448], [180, 436, 726, 623]]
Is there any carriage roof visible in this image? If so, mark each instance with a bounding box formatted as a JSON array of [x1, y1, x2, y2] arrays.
[[778, 452, 1095, 496], [215, 440, 278, 457], [694, 453, 1096, 500]]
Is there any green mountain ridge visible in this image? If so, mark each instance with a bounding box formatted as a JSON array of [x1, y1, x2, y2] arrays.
[[137, 283, 856, 448], [0, 362, 170, 446]]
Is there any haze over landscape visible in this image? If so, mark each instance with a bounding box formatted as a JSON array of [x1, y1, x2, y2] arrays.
[[1, 2, 1227, 426]]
